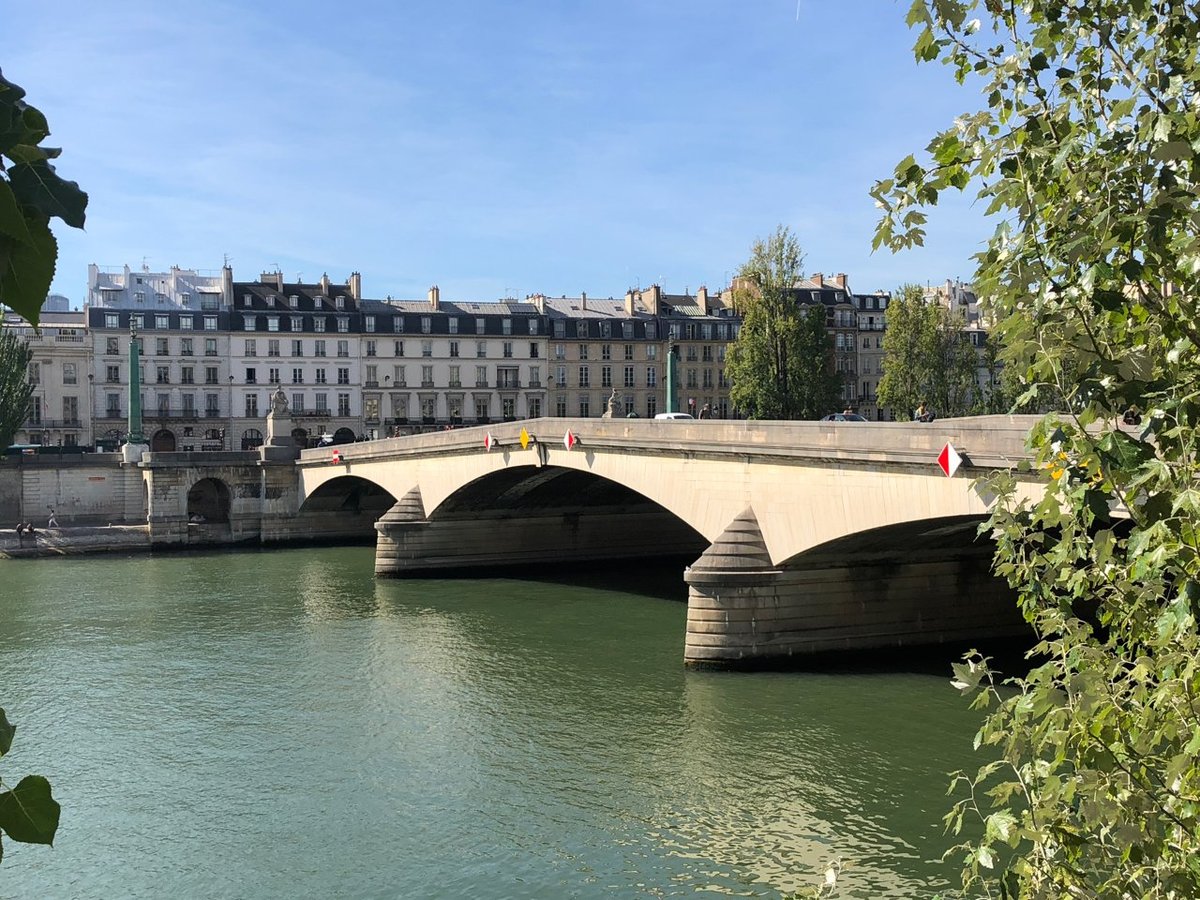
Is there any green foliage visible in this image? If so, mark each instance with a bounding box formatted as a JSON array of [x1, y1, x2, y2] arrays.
[[0, 709, 61, 864], [0, 69, 87, 326], [726, 226, 844, 419], [0, 328, 33, 448], [876, 0, 1200, 895], [877, 283, 979, 419]]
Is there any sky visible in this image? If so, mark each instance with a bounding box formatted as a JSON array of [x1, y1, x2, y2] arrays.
[[8, 0, 993, 305]]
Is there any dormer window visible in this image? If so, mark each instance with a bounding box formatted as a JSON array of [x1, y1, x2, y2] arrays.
[[289, 295, 299, 308], [267, 295, 276, 307], [243, 294, 252, 306], [335, 296, 345, 310]]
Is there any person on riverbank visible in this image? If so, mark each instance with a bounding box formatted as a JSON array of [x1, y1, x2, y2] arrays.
[[47, 508, 59, 528]]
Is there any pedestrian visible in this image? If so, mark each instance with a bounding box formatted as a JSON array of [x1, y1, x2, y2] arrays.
[[699, 403, 711, 419], [47, 508, 58, 528]]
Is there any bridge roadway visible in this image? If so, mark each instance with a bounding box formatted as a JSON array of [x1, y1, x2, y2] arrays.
[[293, 415, 1044, 668]]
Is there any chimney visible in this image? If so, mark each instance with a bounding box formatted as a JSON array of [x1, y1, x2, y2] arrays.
[[624, 290, 636, 316], [833, 273, 847, 290], [428, 285, 440, 309], [581, 291, 587, 311], [533, 292, 545, 314], [260, 270, 283, 290], [221, 264, 233, 307], [319, 272, 331, 295], [645, 284, 662, 316], [811, 273, 824, 288], [348, 271, 362, 301], [697, 285, 708, 310]]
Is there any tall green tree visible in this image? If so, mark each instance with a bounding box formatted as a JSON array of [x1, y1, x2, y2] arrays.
[[727, 226, 843, 419], [0, 69, 88, 326], [875, 1, 1200, 895], [877, 283, 978, 419], [0, 328, 32, 448]]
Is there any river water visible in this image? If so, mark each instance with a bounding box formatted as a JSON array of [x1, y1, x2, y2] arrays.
[[0, 547, 989, 898]]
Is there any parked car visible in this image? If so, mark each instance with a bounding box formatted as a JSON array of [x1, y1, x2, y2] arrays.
[[820, 413, 868, 422], [654, 412, 695, 420]]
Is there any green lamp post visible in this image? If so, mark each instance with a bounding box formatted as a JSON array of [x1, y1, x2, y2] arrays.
[[127, 323, 145, 445]]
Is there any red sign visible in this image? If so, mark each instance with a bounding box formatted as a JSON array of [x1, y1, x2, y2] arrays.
[[484, 432, 496, 452], [938, 442, 962, 477], [563, 430, 578, 451], [331, 449, 342, 464]]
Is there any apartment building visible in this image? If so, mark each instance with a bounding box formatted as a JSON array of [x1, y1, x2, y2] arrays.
[[4, 309, 91, 447], [854, 290, 891, 420]]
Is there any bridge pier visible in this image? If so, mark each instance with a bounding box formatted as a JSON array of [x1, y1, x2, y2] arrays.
[[683, 508, 1026, 668]]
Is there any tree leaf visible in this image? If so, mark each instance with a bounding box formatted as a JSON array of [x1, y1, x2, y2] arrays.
[[0, 218, 57, 326], [0, 180, 32, 245], [6, 160, 87, 229], [0, 708, 12, 757], [0, 775, 60, 845]]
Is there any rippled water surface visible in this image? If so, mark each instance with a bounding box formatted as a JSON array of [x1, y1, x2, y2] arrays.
[[0, 548, 985, 898]]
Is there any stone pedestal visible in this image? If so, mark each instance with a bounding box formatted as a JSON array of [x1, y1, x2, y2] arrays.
[[121, 442, 149, 465], [260, 390, 300, 462]]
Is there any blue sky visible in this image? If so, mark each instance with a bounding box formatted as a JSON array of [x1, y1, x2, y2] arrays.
[[9, 0, 990, 305]]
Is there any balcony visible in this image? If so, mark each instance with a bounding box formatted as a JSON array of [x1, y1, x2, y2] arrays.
[[144, 408, 201, 421], [364, 381, 379, 388], [22, 418, 82, 429], [421, 380, 435, 388]]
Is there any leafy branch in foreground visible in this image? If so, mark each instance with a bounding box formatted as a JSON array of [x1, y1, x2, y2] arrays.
[[0, 68, 88, 325], [876, 1, 1200, 896], [0, 708, 60, 863]]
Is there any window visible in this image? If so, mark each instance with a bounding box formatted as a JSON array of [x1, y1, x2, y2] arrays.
[[314, 317, 326, 333], [393, 316, 404, 333], [268, 339, 280, 357], [421, 340, 432, 357], [315, 369, 327, 384], [646, 395, 658, 418], [579, 366, 590, 387], [156, 338, 169, 356], [63, 396, 79, 425], [646, 344, 658, 360], [292, 393, 304, 413], [269, 367, 280, 384], [528, 318, 539, 335], [528, 397, 542, 417], [290, 316, 303, 332], [555, 394, 568, 416], [476, 341, 486, 358], [365, 364, 377, 384], [645, 322, 657, 340], [205, 367, 218, 385], [337, 340, 349, 357], [601, 366, 612, 388], [292, 368, 304, 384], [180, 338, 193, 356], [266, 295, 276, 308], [336, 317, 349, 333], [647, 366, 657, 387], [133, 314, 144, 329], [576, 321, 588, 338], [135, 291, 145, 304], [393, 365, 405, 386], [421, 316, 432, 334], [503, 342, 513, 358], [448, 365, 461, 387], [245, 395, 258, 417], [529, 365, 540, 387], [106, 336, 119, 354], [246, 367, 257, 384], [292, 339, 303, 357], [181, 394, 195, 414], [205, 393, 220, 416], [475, 318, 485, 335], [365, 340, 376, 357], [204, 316, 217, 331], [335, 296, 345, 310], [530, 342, 539, 358], [449, 341, 459, 358], [364, 315, 376, 333], [622, 322, 634, 340], [554, 343, 565, 360], [556, 365, 567, 387], [289, 295, 299, 309], [337, 368, 350, 385], [156, 365, 170, 384], [624, 366, 635, 388], [337, 393, 351, 416], [315, 393, 328, 412], [421, 365, 434, 386], [578, 344, 589, 361], [155, 315, 169, 329], [181, 366, 194, 385], [105, 313, 119, 329], [502, 318, 512, 335], [624, 344, 634, 360], [314, 340, 326, 357], [448, 317, 459, 334], [578, 395, 590, 417], [105, 364, 120, 383], [394, 340, 404, 357], [475, 365, 487, 387], [106, 393, 120, 416], [554, 320, 566, 338], [602, 344, 612, 360], [201, 338, 216, 357], [474, 397, 488, 420], [243, 316, 256, 332]]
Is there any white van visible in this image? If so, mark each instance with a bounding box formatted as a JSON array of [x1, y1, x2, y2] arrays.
[[654, 412, 694, 420]]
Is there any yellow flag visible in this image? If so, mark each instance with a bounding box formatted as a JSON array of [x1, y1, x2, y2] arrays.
[[519, 427, 530, 449]]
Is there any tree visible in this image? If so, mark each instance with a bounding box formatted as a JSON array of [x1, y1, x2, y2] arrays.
[[877, 283, 978, 419], [0, 708, 60, 863], [0, 328, 32, 449], [0, 69, 88, 326], [727, 226, 843, 419], [874, 1, 1200, 895]]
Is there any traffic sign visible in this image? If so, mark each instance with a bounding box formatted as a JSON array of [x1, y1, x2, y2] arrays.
[[484, 432, 497, 452], [938, 442, 962, 477], [563, 429, 578, 451], [519, 427, 530, 449]]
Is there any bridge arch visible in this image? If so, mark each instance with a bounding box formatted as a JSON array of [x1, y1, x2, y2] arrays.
[[187, 477, 231, 524]]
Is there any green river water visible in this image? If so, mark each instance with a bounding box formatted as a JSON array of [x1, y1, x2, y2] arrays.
[[0, 546, 990, 898]]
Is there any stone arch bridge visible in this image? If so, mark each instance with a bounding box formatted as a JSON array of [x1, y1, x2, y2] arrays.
[[292, 416, 1043, 667]]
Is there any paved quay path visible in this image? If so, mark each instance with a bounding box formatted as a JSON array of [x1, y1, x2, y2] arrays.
[[0, 525, 151, 559]]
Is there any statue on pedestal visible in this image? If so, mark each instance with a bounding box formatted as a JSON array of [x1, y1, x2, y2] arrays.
[[601, 387, 618, 419], [261, 386, 299, 460]]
